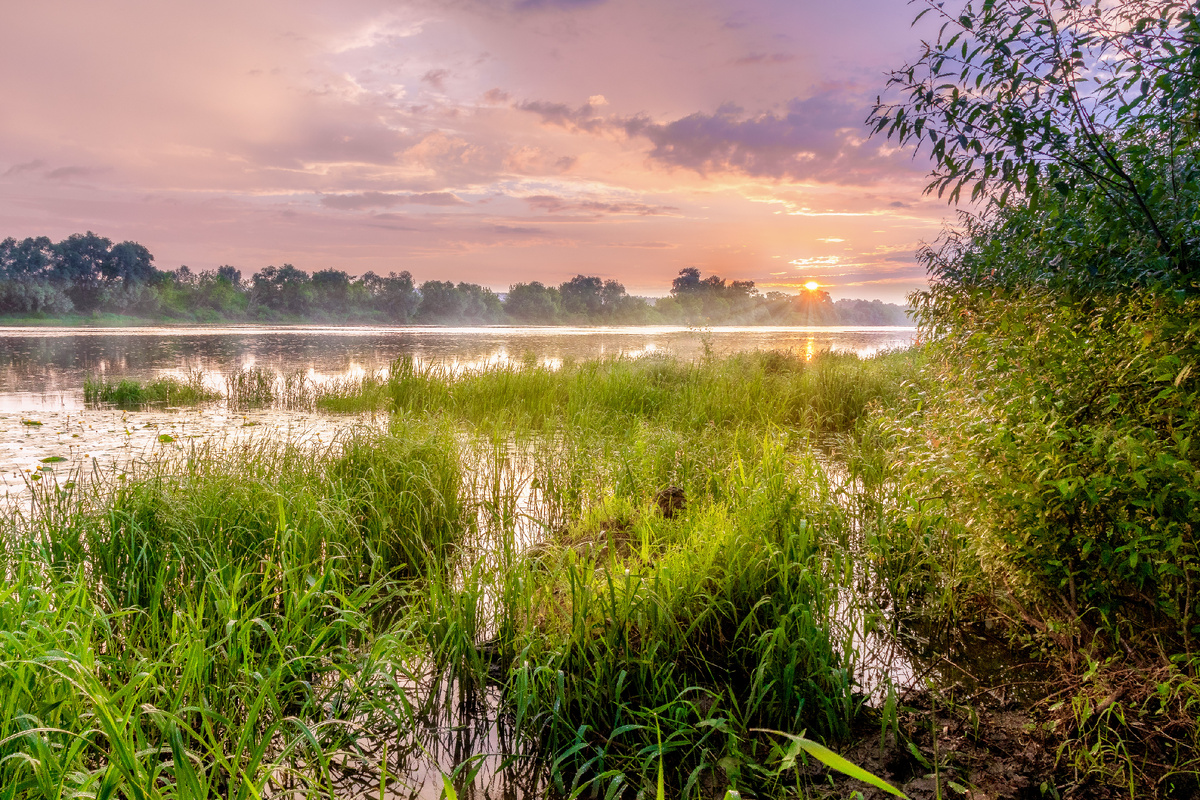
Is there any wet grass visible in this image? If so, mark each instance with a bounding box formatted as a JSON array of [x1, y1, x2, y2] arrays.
[[84, 371, 221, 408], [312, 349, 914, 435], [1, 420, 469, 798], [19, 344, 1171, 798]]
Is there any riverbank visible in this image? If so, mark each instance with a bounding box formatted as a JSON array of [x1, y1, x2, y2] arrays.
[[2, 319, 1196, 797]]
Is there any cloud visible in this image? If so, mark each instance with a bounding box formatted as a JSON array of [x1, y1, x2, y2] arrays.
[[514, 0, 609, 9], [603, 241, 678, 249], [515, 99, 614, 134], [3, 159, 45, 177], [732, 53, 797, 66], [422, 69, 451, 91], [524, 195, 678, 216], [483, 88, 511, 104], [46, 165, 106, 181], [322, 191, 469, 209], [516, 89, 913, 184], [492, 224, 546, 235], [627, 92, 905, 184]]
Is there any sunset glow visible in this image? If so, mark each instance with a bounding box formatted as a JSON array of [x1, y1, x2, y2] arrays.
[[804, 281, 821, 291], [0, 1, 948, 302]]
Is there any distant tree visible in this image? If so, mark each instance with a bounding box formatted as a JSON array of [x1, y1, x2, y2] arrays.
[[791, 287, 836, 324], [0, 237, 54, 279], [104, 242, 157, 285], [53, 231, 112, 311], [505, 281, 561, 322], [671, 267, 702, 295], [455, 282, 503, 322], [361, 271, 419, 322], [312, 268, 352, 314], [417, 280, 463, 320], [599, 279, 627, 315], [833, 298, 911, 325], [217, 265, 242, 286], [251, 264, 312, 315], [559, 275, 605, 317]]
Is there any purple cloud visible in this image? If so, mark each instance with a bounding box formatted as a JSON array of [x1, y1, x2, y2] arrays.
[[3, 159, 45, 177], [732, 53, 797, 66], [422, 69, 451, 91], [322, 191, 468, 209], [515, 99, 611, 133], [46, 165, 105, 180], [630, 94, 880, 182], [524, 195, 678, 216], [515, 0, 608, 9], [515, 89, 910, 184]]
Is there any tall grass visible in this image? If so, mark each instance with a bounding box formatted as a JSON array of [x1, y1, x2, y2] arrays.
[[6, 347, 933, 798], [84, 370, 220, 408], [0, 420, 470, 798], [311, 349, 917, 435]]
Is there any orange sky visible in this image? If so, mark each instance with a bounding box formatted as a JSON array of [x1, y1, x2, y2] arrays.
[[0, 0, 952, 303]]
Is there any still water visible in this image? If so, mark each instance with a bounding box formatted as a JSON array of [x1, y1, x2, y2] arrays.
[[0, 325, 913, 495], [0, 324, 913, 408]]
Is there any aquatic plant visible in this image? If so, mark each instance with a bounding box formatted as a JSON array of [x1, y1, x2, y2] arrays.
[[84, 370, 220, 408]]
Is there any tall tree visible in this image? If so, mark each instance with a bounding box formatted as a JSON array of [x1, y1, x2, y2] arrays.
[[559, 274, 605, 317], [870, 0, 1200, 285], [53, 231, 112, 310]]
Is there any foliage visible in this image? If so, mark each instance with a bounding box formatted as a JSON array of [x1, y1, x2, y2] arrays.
[[84, 372, 221, 408], [915, 288, 1200, 640], [871, 0, 1200, 285], [0, 422, 469, 798], [0, 232, 911, 325]]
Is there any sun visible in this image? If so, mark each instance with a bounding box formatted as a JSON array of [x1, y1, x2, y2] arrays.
[[804, 281, 820, 291]]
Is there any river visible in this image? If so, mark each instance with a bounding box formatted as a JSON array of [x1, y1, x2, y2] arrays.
[[0, 324, 913, 497]]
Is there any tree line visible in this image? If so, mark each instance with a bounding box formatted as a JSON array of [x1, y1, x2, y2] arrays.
[[0, 232, 910, 325]]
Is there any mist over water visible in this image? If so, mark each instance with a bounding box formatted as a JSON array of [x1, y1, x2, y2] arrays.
[[0, 325, 915, 410], [0, 324, 913, 504]]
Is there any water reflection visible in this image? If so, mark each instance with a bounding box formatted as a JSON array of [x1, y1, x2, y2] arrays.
[[0, 325, 914, 406], [0, 324, 915, 508]]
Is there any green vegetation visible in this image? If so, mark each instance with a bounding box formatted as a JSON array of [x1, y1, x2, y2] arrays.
[[8, 2, 1199, 796], [4, 350, 934, 799], [83, 372, 222, 408], [859, 1, 1200, 794], [1, 423, 468, 799], [12, 319, 1200, 795], [0, 233, 910, 325]]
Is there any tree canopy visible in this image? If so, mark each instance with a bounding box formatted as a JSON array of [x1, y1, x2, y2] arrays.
[[871, 0, 1200, 289]]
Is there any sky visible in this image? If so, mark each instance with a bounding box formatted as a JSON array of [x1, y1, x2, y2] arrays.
[[0, 0, 952, 303]]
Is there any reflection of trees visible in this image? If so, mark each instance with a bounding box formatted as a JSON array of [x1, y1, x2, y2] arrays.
[[0, 328, 915, 395]]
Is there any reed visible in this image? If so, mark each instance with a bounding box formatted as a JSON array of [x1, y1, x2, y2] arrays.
[[84, 370, 220, 408], [0, 421, 471, 798], [224, 366, 276, 408], [7, 347, 937, 798]]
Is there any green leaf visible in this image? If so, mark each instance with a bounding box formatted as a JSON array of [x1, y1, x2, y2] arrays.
[[754, 729, 910, 798]]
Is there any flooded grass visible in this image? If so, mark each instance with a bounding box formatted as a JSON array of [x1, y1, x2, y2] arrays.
[[9, 345, 1174, 798], [84, 370, 221, 408]]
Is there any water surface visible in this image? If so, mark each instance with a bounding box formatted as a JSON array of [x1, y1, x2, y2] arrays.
[[0, 325, 913, 495]]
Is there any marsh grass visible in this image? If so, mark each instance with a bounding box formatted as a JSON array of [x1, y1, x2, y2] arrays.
[[224, 366, 276, 408], [84, 370, 220, 408], [307, 349, 916, 435], [0, 420, 471, 798], [5, 347, 943, 799]]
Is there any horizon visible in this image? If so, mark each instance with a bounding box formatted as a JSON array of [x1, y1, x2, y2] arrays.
[[1, 0, 950, 304]]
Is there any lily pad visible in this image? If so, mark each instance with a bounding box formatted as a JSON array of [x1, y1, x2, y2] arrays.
[[21, 419, 42, 426], [40, 456, 67, 463], [158, 433, 176, 443]]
